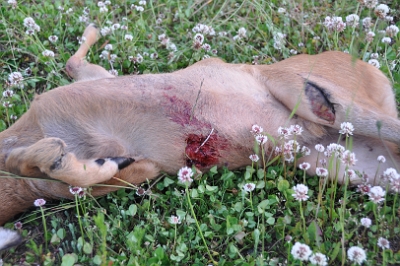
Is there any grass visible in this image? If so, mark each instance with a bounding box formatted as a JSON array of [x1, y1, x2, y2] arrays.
[[1, 0, 400, 265]]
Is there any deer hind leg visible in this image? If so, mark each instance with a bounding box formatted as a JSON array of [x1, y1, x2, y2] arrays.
[[66, 24, 114, 82], [4, 138, 134, 187]]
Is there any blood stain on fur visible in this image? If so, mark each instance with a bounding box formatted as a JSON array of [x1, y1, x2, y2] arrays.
[[162, 94, 211, 129], [185, 133, 228, 168]]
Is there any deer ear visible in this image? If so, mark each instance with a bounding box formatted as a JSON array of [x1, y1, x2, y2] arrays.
[[267, 73, 338, 126]]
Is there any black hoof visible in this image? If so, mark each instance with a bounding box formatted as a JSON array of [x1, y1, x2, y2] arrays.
[[95, 157, 135, 169], [111, 157, 135, 170]]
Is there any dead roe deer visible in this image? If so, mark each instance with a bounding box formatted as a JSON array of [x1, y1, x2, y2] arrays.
[[0, 24, 399, 231]]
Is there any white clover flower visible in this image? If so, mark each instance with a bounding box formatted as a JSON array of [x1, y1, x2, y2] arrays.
[[301, 146, 311, 156], [291, 242, 312, 261], [251, 124, 263, 134], [374, 4, 390, 19], [316, 167, 329, 177], [8, 0, 17, 8], [385, 16, 393, 22], [289, 124, 303, 135], [34, 198, 46, 207], [292, 184, 309, 201], [315, 144, 325, 153], [243, 183, 256, 192], [177, 166, 193, 184], [125, 34, 133, 41], [101, 26, 111, 36], [42, 50, 55, 57], [278, 126, 291, 139], [192, 23, 215, 36], [69, 186, 83, 195], [139, 0, 146, 5], [25, 29, 35, 35], [290, 49, 298, 55], [346, 14, 360, 27], [377, 237, 390, 249], [112, 23, 120, 31], [377, 155, 386, 163], [360, 217, 372, 228], [368, 186, 386, 204], [99, 50, 109, 60], [386, 25, 399, 37], [283, 140, 300, 155], [273, 32, 286, 50], [346, 169, 357, 179], [339, 122, 354, 136], [365, 31, 375, 42], [202, 43, 211, 52], [104, 44, 113, 51], [237, 27, 247, 38], [298, 162, 310, 171], [309, 252, 328, 266], [357, 183, 371, 195], [347, 246, 367, 265], [2, 101, 12, 108], [368, 59, 380, 68], [65, 7, 73, 15], [2, 89, 14, 98], [48, 35, 58, 43], [169, 215, 181, 225], [194, 33, 205, 44], [315, 144, 325, 152], [158, 33, 169, 42], [364, 0, 378, 9], [99, 6, 108, 13], [136, 53, 143, 63], [108, 69, 118, 76], [389, 174, 400, 193], [109, 54, 117, 62], [249, 154, 259, 162], [341, 150, 357, 166], [255, 134, 268, 145], [324, 16, 346, 32], [78, 16, 89, 22], [370, 53, 379, 59], [136, 6, 144, 12], [362, 17, 372, 29], [381, 37, 391, 44], [277, 7, 286, 14], [8, 72, 23, 85], [23, 17, 37, 28], [324, 143, 345, 158], [383, 168, 398, 179], [150, 52, 158, 59], [77, 36, 86, 45]]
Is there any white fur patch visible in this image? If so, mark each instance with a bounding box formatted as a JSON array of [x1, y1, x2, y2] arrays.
[[0, 227, 22, 251]]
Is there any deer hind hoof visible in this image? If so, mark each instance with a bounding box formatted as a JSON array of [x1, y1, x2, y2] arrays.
[[95, 157, 135, 170]]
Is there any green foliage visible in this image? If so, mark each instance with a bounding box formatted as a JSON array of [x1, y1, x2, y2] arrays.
[[1, 0, 400, 265]]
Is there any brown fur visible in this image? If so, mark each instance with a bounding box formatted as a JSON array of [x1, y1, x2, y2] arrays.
[[0, 24, 399, 225]]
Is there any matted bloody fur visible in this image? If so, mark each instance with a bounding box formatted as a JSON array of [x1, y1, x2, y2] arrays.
[[0, 24, 399, 225]]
